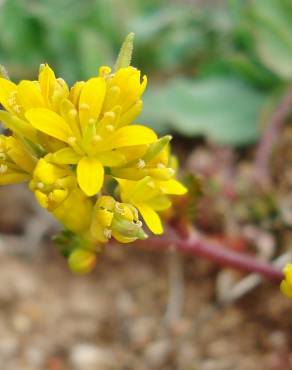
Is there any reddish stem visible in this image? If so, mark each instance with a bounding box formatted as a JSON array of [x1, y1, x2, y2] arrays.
[[135, 233, 283, 282]]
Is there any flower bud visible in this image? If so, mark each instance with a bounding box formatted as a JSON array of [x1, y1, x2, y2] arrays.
[[68, 249, 96, 274]]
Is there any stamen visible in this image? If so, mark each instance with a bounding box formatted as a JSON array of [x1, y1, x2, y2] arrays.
[[99, 66, 111, 77], [92, 135, 102, 144], [13, 105, 21, 113], [148, 181, 155, 189], [36, 182, 44, 190], [115, 202, 125, 215], [134, 220, 143, 227], [104, 228, 112, 239], [69, 109, 77, 118], [137, 159, 145, 169], [8, 98, 16, 105], [104, 112, 115, 119], [80, 103, 90, 110], [68, 136, 77, 144], [106, 124, 114, 132], [0, 164, 8, 174]]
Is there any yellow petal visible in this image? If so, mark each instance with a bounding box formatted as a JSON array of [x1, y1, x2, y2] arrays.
[[97, 150, 126, 167], [147, 195, 171, 211], [69, 81, 85, 107], [0, 111, 38, 142], [18, 81, 45, 110], [111, 167, 147, 180], [280, 280, 292, 298], [35, 190, 48, 208], [100, 125, 157, 151], [60, 99, 81, 139], [38, 64, 56, 104], [116, 176, 159, 204], [79, 77, 106, 129], [0, 78, 17, 112], [77, 157, 104, 196], [53, 188, 93, 232], [0, 172, 30, 185], [95, 209, 114, 228], [159, 179, 187, 195], [118, 99, 143, 127], [136, 203, 163, 235], [6, 137, 35, 173], [50, 147, 80, 164], [26, 108, 73, 142], [33, 159, 69, 184], [283, 263, 292, 285]]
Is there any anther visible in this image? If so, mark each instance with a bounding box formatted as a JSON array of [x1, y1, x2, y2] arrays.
[[134, 220, 143, 227], [104, 111, 115, 119], [137, 159, 145, 169], [13, 105, 21, 113], [104, 228, 112, 239], [80, 103, 90, 110], [68, 136, 77, 144], [115, 202, 125, 215], [69, 109, 77, 118], [106, 124, 114, 132], [36, 182, 44, 190], [92, 135, 102, 144], [0, 164, 8, 174]]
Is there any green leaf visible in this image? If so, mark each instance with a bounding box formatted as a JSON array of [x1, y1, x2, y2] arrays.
[[141, 77, 266, 146], [114, 33, 135, 71], [249, 0, 292, 79]]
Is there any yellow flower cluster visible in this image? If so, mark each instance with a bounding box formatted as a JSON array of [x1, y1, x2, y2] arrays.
[[0, 39, 187, 273]]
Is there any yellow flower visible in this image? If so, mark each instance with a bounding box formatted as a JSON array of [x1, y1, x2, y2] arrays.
[[280, 263, 292, 298], [0, 135, 35, 184], [0, 64, 156, 196], [90, 195, 147, 243], [0, 33, 189, 274], [111, 135, 176, 181], [117, 176, 187, 235], [29, 158, 92, 233]]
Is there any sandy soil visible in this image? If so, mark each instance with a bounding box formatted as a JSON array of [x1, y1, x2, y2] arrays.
[[0, 239, 291, 370]]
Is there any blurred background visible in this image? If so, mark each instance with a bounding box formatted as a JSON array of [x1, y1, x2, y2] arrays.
[[0, 0, 292, 369]]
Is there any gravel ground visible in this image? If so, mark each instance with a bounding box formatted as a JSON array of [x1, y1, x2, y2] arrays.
[[0, 240, 291, 370], [0, 178, 292, 370]]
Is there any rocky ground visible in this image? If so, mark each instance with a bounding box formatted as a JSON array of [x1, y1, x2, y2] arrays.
[[0, 178, 292, 370]]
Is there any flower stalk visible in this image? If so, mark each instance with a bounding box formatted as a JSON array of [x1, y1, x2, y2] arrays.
[[135, 231, 284, 282]]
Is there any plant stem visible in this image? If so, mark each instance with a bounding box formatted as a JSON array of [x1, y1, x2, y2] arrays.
[[254, 85, 292, 185], [135, 232, 283, 282]]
